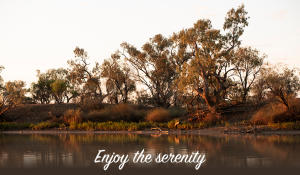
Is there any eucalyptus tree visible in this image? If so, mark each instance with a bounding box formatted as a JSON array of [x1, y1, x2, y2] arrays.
[[0, 66, 7, 115], [1, 80, 26, 116], [262, 65, 300, 110], [232, 47, 265, 102], [46, 68, 78, 103], [101, 52, 135, 104], [173, 5, 249, 113], [31, 68, 78, 104], [31, 70, 54, 104], [121, 34, 177, 107], [67, 47, 105, 109]]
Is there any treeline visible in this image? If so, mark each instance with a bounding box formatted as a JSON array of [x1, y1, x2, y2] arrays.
[[1, 5, 300, 118]]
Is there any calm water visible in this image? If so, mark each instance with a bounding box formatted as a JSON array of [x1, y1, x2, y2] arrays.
[[0, 133, 300, 175]]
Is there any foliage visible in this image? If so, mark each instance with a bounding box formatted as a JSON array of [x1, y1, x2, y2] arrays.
[[63, 109, 82, 125], [1, 77, 27, 116], [262, 65, 300, 110], [122, 34, 177, 107], [232, 47, 265, 102], [267, 122, 300, 130], [31, 121, 59, 130], [68, 47, 105, 107], [51, 79, 67, 103], [83, 104, 145, 122], [101, 52, 136, 104], [31, 68, 78, 104], [251, 102, 291, 124], [0, 122, 31, 130], [146, 108, 171, 122], [174, 5, 249, 113]]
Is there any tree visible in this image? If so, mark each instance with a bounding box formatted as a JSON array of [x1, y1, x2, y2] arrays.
[[101, 52, 135, 104], [252, 77, 268, 103], [31, 68, 78, 104], [121, 34, 177, 107], [0, 66, 7, 116], [51, 79, 67, 104], [31, 70, 54, 104], [0, 66, 3, 86], [46, 68, 78, 103], [174, 5, 249, 113], [68, 47, 105, 109], [232, 47, 265, 102], [263, 65, 300, 110], [3, 81, 26, 105], [1, 79, 26, 116]]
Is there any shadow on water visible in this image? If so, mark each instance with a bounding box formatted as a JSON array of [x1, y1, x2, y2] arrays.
[[1, 133, 300, 174]]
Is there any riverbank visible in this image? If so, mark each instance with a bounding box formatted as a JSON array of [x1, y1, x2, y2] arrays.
[[1, 103, 300, 134], [0, 121, 212, 131], [2, 128, 300, 135], [1, 121, 300, 135]]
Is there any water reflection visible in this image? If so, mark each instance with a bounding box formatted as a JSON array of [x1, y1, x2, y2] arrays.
[[0, 133, 300, 169]]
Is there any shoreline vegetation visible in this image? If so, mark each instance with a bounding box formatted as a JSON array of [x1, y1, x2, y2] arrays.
[[1, 5, 300, 134], [1, 102, 300, 134], [1, 121, 300, 134]]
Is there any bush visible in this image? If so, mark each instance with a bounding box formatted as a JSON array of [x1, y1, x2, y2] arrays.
[[83, 110, 110, 122], [31, 121, 58, 130], [167, 120, 178, 129], [251, 103, 288, 124], [167, 120, 208, 130], [268, 121, 300, 130], [202, 112, 221, 125], [80, 97, 103, 111], [146, 108, 171, 122], [0, 122, 31, 130], [168, 107, 186, 118], [83, 104, 145, 122], [289, 98, 300, 115], [63, 109, 82, 125], [112, 104, 143, 121]]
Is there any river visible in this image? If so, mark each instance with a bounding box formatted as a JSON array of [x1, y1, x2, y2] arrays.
[[0, 133, 300, 175]]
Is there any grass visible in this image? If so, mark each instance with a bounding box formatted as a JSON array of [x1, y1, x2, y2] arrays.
[[1, 120, 300, 131], [73, 121, 154, 131], [63, 109, 82, 124], [30, 121, 59, 130], [0, 120, 214, 131], [0, 122, 58, 130], [267, 121, 300, 130], [0, 122, 31, 130]]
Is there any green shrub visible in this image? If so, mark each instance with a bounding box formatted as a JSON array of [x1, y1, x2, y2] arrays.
[[31, 121, 58, 130]]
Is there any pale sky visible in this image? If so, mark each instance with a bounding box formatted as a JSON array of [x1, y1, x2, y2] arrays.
[[0, 0, 300, 86]]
